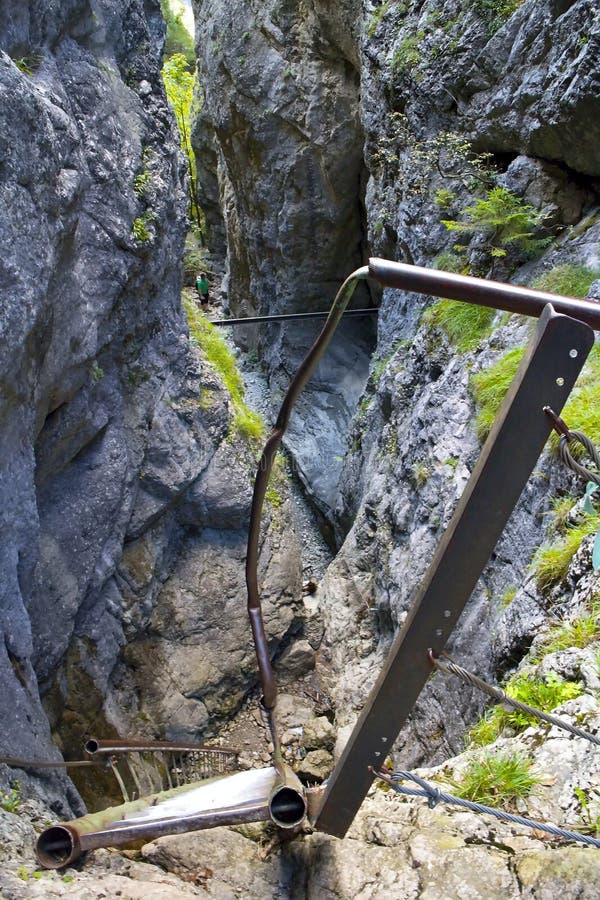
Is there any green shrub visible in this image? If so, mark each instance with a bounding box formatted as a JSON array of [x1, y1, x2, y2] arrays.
[[185, 297, 264, 442], [473, 0, 525, 34], [470, 346, 526, 440], [532, 514, 600, 593], [468, 672, 582, 746], [132, 212, 155, 243], [442, 187, 547, 260], [0, 784, 21, 813], [422, 299, 495, 353], [448, 751, 539, 810], [133, 171, 151, 198], [532, 264, 600, 299]]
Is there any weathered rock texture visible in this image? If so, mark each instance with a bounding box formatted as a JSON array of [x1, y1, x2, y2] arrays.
[[0, 0, 302, 813], [193, 0, 600, 766], [193, 0, 377, 517]]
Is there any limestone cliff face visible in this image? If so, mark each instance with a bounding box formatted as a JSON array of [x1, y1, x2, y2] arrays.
[[193, 0, 376, 517], [0, 0, 301, 811], [193, 0, 600, 766]]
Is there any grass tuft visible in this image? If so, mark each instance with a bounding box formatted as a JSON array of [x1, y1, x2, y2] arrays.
[[448, 751, 539, 811], [532, 514, 600, 593], [422, 299, 496, 353], [532, 264, 600, 299], [535, 597, 600, 658], [470, 346, 525, 441], [185, 297, 265, 442]]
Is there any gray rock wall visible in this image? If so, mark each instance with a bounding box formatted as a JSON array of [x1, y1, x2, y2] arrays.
[[192, 0, 600, 765], [0, 0, 302, 811]]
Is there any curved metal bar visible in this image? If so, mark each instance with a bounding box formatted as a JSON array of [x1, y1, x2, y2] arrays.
[[368, 258, 600, 330], [245, 266, 369, 762]]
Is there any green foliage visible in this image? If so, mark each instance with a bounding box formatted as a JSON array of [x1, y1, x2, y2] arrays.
[[162, 53, 203, 232], [448, 751, 539, 810], [12, 53, 43, 75], [433, 250, 470, 275], [535, 597, 600, 657], [470, 346, 526, 441], [0, 784, 21, 813], [442, 187, 547, 261], [468, 672, 582, 746], [366, 1, 406, 37], [160, 0, 195, 68], [185, 297, 264, 441], [548, 494, 577, 535], [559, 344, 600, 447], [473, 0, 525, 34], [390, 31, 424, 75], [132, 213, 154, 243], [532, 514, 600, 593], [133, 171, 151, 198], [90, 361, 104, 384], [434, 188, 456, 209], [532, 264, 600, 299], [422, 299, 495, 353]]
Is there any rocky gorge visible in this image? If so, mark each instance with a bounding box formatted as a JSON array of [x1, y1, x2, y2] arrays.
[[1, 0, 600, 897]]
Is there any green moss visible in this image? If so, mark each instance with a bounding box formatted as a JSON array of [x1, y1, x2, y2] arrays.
[[422, 299, 495, 353], [470, 346, 526, 441], [366, 0, 398, 37], [448, 751, 539, 810], [498, 585, 517, 609], [532, 514, 600, 593], [468, 672, 582, 746], [185, 297, 265, 442], [532, 264, 600, 299]]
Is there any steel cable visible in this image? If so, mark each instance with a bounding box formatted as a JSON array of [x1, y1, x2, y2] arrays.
[[374, 768, 600, 849], [430, 654, 600, 747]]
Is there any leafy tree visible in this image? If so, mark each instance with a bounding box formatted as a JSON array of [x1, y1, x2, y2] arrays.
[[161, 0, 195, 68], [162, 52, 203, 235]]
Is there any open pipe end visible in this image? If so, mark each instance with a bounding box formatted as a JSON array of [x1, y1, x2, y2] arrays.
[[36, 824, 81, 869], [84, 737, 99, 755], [269, 785, 307, 830]]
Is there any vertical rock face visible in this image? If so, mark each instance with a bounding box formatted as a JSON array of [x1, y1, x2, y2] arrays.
[[0, 0, 302, 810], [193, 0, 600, 767], [192, 0, 377, 518]]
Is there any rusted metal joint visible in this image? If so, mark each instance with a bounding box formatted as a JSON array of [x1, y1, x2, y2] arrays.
[[543, 406, 571, 438]]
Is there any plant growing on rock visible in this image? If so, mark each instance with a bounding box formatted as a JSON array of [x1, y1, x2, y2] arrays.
[[422, 298, 496, 353], [185, 297, 264, 442], [468, 672, 582, 746], [441, 187, 548, 264], [470, 346, 526, 441], [532, 264, 600, 299], [448, 751, 539, 810], [532, 514, 600, 593], [162, 52, 203, 235]]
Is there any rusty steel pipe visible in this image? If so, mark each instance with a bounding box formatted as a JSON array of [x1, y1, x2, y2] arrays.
[[368, 258, 600, 330], [245, 266, 369, 764], [36, 763, 307, 869], [84, 737, 238, 756]]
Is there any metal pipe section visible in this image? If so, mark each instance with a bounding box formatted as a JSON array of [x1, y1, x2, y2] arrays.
[[37, 764, 307, 869], [210, 308, 378, 326], [368, 258, 600, 330], [84, 737, 237, 756], [245, 266, 369, 766]]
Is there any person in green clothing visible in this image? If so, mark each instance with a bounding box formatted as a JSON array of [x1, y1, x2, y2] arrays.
[[196, 272, 209, 307]]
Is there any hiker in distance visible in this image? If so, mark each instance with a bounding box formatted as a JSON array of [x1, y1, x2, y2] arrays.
[[196, 271, 209, 307]]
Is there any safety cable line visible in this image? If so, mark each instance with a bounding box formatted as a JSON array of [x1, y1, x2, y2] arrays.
[[544, 408, 600, 489], [210, 308, 378, 326], [0, 756, 104, 769], [429, 653, 600, 747], [373, 768, 600, 849]]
